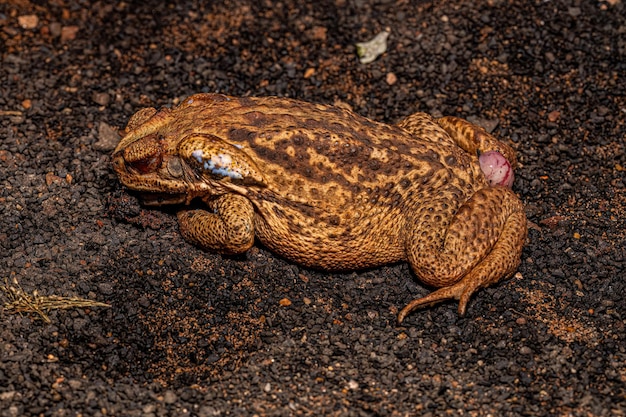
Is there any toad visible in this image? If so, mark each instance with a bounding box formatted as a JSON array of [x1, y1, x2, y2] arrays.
[[112, 94, 527, 322]]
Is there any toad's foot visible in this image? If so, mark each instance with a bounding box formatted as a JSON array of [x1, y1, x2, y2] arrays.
[[177, 194, 255, 254], [398, 262, 524, 324]]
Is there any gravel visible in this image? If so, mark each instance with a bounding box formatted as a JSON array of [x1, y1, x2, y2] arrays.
[[1, 0, 625, 415]]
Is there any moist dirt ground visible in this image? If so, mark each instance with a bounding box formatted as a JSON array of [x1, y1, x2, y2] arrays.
[[1, 0, 625, 416]]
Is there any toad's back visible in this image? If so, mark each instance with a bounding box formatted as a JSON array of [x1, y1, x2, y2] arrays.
[[161, 94, 485, 211], [129, 94, 484, 269]]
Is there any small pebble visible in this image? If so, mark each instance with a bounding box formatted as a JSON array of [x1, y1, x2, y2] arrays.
[[568, 7, 581, 17], [98, 283, 114, 295], [310, 26, 327, 41], [49, 22, 62, 37], [45, 172, 64, 186], [18, 15, 38, 29], [0, 392, 16, 401], [519, 346, 533, 355], [92, 92, 110, 106], [548, 110, 561, 122], [163, 390, 177, 404], [94, 121, 121, 151], [61, 26, 80, 42]]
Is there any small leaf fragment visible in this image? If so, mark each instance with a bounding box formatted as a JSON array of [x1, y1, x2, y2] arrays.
[[355, 30, 390, 64]]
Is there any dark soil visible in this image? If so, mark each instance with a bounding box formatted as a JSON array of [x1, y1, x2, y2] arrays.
[[1, 0, 625, 415]]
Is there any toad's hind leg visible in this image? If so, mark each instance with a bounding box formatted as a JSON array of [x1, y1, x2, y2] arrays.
[[399, 187, 526, 322], [396, 112, 457, 147], [177, 194, 255, 254], [397, 112, 517, 167], [436, 116, 517, 167]]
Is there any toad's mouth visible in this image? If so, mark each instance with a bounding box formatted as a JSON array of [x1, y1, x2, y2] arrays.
[[479, 150, 514, 188], [138, 192, 187, 206]]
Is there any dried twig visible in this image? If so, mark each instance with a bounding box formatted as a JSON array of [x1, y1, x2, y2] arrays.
[[0, 277, 111, 323]]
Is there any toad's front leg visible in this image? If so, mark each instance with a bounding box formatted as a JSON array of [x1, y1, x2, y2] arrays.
[[400, 186, 527, 322], [177, 194, 255, 254]]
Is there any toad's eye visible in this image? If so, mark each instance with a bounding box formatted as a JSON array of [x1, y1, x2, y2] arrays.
[[127, 152, 162, 174], [123, 134, 163, 174]]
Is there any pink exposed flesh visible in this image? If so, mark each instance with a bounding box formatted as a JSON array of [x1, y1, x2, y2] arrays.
[[479, 151, 514, 188]]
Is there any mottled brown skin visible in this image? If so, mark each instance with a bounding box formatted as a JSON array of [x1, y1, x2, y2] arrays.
[[112, 93, 527, 322]]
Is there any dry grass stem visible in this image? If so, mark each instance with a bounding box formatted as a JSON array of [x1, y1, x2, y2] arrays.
[[1, 277, 111, 323]]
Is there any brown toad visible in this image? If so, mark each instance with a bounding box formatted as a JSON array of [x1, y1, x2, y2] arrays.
[[112, 93, 527, 322]]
